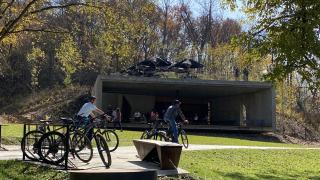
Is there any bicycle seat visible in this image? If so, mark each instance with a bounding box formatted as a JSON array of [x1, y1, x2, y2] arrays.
[[39, 119, 52, 123], [60, 117, 74, 124]]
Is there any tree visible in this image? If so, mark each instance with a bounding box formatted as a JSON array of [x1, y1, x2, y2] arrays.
[[179, 0, 214, 63], [56, 35, 82, 85], [0, 0, 92, 43], [225, 0, 320, 90], [27, 46, 45, 88]]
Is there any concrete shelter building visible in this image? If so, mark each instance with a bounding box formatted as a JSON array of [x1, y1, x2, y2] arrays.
[[92, 75, 276, 131]]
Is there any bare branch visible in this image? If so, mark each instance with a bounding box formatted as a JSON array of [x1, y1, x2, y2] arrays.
[[0, 1, 101, 42], [0, 0, 38, 42], [9, 28, 69, 34], [29, 2, 99, 15], [0, 0, 15, 20]]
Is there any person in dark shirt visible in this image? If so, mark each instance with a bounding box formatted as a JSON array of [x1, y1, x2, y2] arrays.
[[164, 100, 187, 143], [113, 108, 123, 131]]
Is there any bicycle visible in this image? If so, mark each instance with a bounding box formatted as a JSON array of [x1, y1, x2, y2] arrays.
[[33, 118, 91, 164], [21, 118, 92, 163], [140, 119, 167, 140], [94, 115, 119, 152], [21, 120, 49, 161], [158, 122, 189, 148], [37, 116, 112, 167], [71, 114, 113, 167]]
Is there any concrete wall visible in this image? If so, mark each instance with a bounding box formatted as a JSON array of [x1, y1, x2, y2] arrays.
[[244, 89, 274, 127], [124, 94, 155, 115], [102, 93, 122, 111], [212, 96, 241, 126], [211, 88, 274, 128], [92, 75, 103, 108]]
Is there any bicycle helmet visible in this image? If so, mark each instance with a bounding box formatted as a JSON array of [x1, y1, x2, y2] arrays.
[[88, 95, 96, 101], [173, 99, 181, 105]]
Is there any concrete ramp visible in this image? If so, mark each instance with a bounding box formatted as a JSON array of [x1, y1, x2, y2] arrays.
[[133, 139, 183, 170]]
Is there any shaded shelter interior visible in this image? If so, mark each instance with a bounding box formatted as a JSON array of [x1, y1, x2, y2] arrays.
[[100, 78, 274, 128]]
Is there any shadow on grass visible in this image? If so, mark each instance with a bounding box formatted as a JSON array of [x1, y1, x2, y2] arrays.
[[189, 132, 285, 144], [0, 160, 69, 179], [211, 169, 320, 180]]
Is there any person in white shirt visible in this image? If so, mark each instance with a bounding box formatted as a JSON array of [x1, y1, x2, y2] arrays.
[[77, 96, 107, 140]]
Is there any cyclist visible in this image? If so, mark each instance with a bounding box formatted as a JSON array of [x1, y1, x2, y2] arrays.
[[164, 100, 188, 143], [77, 96, 108, 140]]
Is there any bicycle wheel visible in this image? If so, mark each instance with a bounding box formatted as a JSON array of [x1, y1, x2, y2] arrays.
[[102, 130, 119, 152], [140, 130, 149, 139], [95, 134, 112, 168], [38, 131, 67, 165], [71, 132, 93, 163], [180, 130, 189, 148], [21, 130, 44, 161], [157, 131, 168, 142]]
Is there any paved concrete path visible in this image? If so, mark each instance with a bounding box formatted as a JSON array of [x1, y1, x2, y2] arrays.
[[1, 144, 319, 161], [1, 143, 319, 177]]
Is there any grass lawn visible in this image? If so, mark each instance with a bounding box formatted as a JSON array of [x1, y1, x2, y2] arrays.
[[2, 124, 301, 147], [0, 160, 68, 180], [2, 149, 320, 179], [187, 134, 302, 147], [180, 149, 320, 179]]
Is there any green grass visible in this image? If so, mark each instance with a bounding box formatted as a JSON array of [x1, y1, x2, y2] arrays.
[[2, 149, 319, 180], [187, 134, 301, 147], [0, 160, 68, 180], [1, 124, 302, 147], [0, 125, 319, 180], [2, 124, 24, 138], [116, 130, 142, 146], [180, 149, 320, 179]]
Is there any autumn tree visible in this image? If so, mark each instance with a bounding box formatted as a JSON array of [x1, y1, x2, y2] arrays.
[[225, 0, 320, 90]]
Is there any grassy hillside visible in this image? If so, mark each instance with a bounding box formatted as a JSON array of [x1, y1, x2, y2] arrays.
[[0, 85, 90, 123]]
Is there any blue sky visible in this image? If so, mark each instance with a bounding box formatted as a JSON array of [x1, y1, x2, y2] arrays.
[[159, 0, 249, 29], [162, 0, 246, 20]]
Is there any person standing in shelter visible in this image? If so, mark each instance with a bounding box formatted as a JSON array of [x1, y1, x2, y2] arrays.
[[113, 108, 123, 132], [150, 109, 157, 122], [193, 113, 199, 125], [164, 100, 188, 143]]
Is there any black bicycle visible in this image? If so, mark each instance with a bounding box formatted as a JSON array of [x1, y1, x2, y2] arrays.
[[94, 115, 119, 152], [21, 118, 92, 163], [36, 116, 112, 167], [140, 119, 167, 140], [158, 122, 189, 148], [21, 121, 48, 161]]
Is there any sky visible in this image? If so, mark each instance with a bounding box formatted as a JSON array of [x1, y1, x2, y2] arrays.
[[162, 0, 246, 19], [159, 0, 249, 29]]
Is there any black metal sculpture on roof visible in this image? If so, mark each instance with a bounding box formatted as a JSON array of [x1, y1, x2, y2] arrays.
[[170, 59, 204, 69], [126, 58, 204, 77], [127, 60, 156, 77]]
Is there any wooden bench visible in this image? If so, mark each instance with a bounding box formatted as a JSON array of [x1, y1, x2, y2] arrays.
[[133, 139, 182, 170]]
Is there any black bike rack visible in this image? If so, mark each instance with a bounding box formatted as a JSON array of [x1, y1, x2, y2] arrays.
[[22, 123, 71, 170]]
